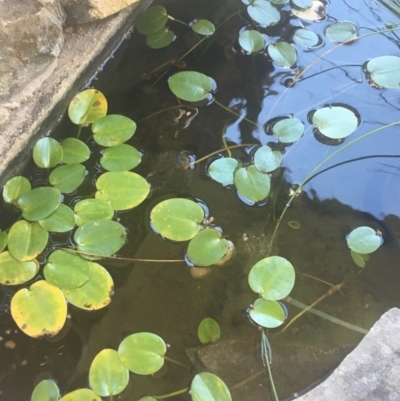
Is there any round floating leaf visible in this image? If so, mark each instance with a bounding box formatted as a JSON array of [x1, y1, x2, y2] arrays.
[[191, 372, 232, 401], [8, 221, 48, 261], [254, 146, 282, 173], [18, 187, 61, 221], [39, 203, 76, 233], [44, 250, 92, 289], [347, 226, 381, 254], [11, 280, 67, 338], [60, 389, 101, 401], [191, 19, 215, 36], [168, 71, 213, 102], [351, 250, 370, 268], [247, 0, 280, 26], [49, 164, 86, 193], [235, 165, 270, 202], [95, 171, 150, 211], [208, 158, 238, 185], [198, 318, 221, 344], [312, 106, 358, 139], [292, 0, 312, 8], [268, 42, 297, 67], [0, 251, 39, 285], [146, 27, 176, 49], [74, 199, 114, 226], [249, 298, 286, 328], [74, 220, 126, 259], [136, 5, 168, 35], [62, 262, 113, 310], [292, 0, 325, 21], [3, 176, 31, 205], [248, 256, 295, 300], [68, 89, 107, 126], [272, 117, 304, 143], [367, 56, 400, 89], [293, 28, 319, 47], [33, 138, 63, 169], [89, 349, 129, 397], [239, 30, 265, 53], [60, 138, 90, 164], [150, 198, 204, 241], [0, 231, 7, 252], [118, 333, 166, 375], [92, 115, 137, 147], [325, 21, 357, 43], [188, 228, 229, 266], [31, 380, 60, 401], [100, 144, 142, 171]]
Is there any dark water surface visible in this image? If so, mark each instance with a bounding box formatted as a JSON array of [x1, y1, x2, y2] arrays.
[[1, 0, 400, 400]]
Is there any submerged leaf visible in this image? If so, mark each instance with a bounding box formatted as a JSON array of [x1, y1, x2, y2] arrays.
[[239, 30, 265, 53], [146, 27, 176, 49], [33, 138, 63, 168], [68, 89, 107, 126], [92, 115, 137, 147], [293, 28, 319, 47], [191, 19, 215, 36], [247, 0, 280, 27], [168, 71, 213, 102], [350, 250, 370, 268], [3, 176, 31, 205], [198, 318, 221, 344], [325, 21, 357, 43], [208, 158, 239, 185], [136, 6, 168, 35], [347, 226, 381, 254], [253, 146, 282, 173], [366, 56, 400, 89], [235, 165, 270, 202], [268, 42, 297, 67], [272, 117, 304, 143], [191, 372, 232, 401], [249, 298, 286, 328]]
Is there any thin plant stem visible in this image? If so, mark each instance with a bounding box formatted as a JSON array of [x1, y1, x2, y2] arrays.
[[85, 134, 93, 144], [221, 120, 232, 157], [193, 143, 255, 165], [110, 395, 113, 401], [168, 15, 190, 28], [261, 330, 279, 401], [214, 99, 262, 129], [77, 125, 82, 139], [230, 370, 264, 391], [137, 105, 185, 124], [163, 356, 191, 370], [378, 0, 400, 15], [150, 388, 189, 400], [297, 64, 363, 83]]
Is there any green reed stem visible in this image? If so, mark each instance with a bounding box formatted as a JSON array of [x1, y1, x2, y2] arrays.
[[151, 388, 189, 400], [163, 356, 191, 370], [261, 330, 279, 401], [214, 99, 261, 129], [378, 0, 400, 15]]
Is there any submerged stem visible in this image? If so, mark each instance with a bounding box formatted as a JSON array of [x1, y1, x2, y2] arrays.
[[151, 388, 189, 400], [77, 124, 82, 139], [193, 143, 254, 165], [163, 356, 191, 370], [261, 330, 279, 401], [214, 99, 262, 129], [221, 120, 232, 157], [168, 15, 191, 28]]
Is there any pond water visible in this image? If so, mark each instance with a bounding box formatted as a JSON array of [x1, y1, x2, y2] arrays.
[[1, 0, 400, 400]]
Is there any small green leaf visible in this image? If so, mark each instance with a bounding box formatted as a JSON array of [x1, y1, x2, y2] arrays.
[[118, 332, 166, 375], [249, 298, 286, 328], [18, 187, 61, 221], [168, 71, 213, 102], [11, 280, 67, 338], [347, 226, 381, 254], [68, 89, 107, 126], [248, 256, 295, 300], [60, 138, 90, 164], [44, 250, 92, 289], [31, 380, 60, 401], [3, 176, 31, 204], [239, 30, 265, 53], [191, 19, 215, 36], [254, 146, 282, 173], [146, 27, 176, 49], [95, 171, 150, 211], [208, 158, 238, 185], [74, 199, 114, 226], [33, 138, 63, 169], [136, 6, 168, 35], [292, 0, 312, 8], [191, 372, 232, 401], [235, 165, 270, 202], [89, 349, 129, 397], [247, 0, 280, 26], [39, 203, 76, 232], [100, 144, 142, 171], [325, 21, 357, 43], [367, 56, 400, 89], [293, 28, 319, 47], [150, 198, 204, 241], [351, 250, 370, 268], [198, 318, 221, 344], [92, 115, 137, 147], [0, 251, 39, 285], [272, 117, 304, 143], [60, 389, 101, 401], [49, 164, 86, 193], [268, 42, 297, 67], [0, 232, 7, 252]]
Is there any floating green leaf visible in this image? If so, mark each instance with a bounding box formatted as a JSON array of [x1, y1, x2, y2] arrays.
[[312, 106, 358, 139], [191, 19, 215, 36], [68, 89, 107, 126], [239, 30, 265, 53], [235, 165, 270, 202], [18, 187, 61, 221], [92, 115, 137, 147], [11, 280, 67, 337], [254, 146, 282, 173], [325, 21, 357, 43], [44, 250, 92, 289], [74, 220, 126, 259], [0, 231, 7, 252], [351, 250, 370, 268], [118, 332, 166, 375], [100, 144, 142, 171], [95, 171, 150, 211], [60, 389, 101, 401], [31, 380, 60, 401], [74, 199, 114, 226], [33, 138, 63, 169], [248, 256, 295, 300], [292, 0, 325, 21], [366, 56, 400, 89], [168, 71, 213, 102], [293, 28, 319, 47], [136, 5, 168, 35], [191, 372, 232, 401], [272, 117, 304, 143], [39, 204, 76, 232], [292, 0, 312, 8], [198, 318, 221, 344], [208, 158, 238, 185], [8, 221, 48, 261], [247, 0, 280, 27], [150, 198, 204, 241], [62, 262, 113, 310], [60, 138, 90, 164], [3, 176, 31, 205], [188, 228, 229, 266], [0, 251, 39, 285], [146, 27, 176, 49], [89, 349, 129, 397], [249, 298, 286, 328], [268, 42, 297, 67], [49, 164, 86, 193], [347, 226, 381, 254]]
